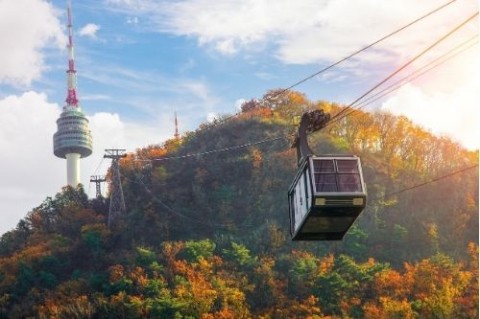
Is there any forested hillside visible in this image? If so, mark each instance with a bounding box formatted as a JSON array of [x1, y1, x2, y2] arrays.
[[0, 90, 478, 318]]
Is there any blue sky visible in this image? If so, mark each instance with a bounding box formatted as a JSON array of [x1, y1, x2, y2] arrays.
[[0, 0, 478, 234]]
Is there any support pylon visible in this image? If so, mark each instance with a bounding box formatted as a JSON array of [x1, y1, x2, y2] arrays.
[[90, 175, 106, 198], [104, 149, 127, 228]]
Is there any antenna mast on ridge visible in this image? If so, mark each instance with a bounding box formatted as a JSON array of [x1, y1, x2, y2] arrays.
[[174, 112, 179, 139]]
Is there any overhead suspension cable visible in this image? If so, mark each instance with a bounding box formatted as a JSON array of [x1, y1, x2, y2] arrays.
[[132, 11, 477, 165], [266, 0, 460, 100], [122, 41, 479, 227], [134, 34, 476, 164], [327, 11, 479, 125], [136, 134, 291, 162], [204, 0, 459, 128], [384, 164, 478, 198], [136, 29, 477, 163], [355, 35, 478, 109]]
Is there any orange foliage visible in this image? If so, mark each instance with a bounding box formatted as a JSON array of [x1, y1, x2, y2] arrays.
[[109, 264, 125, 282], [172, 257, 219, 316], [130, 266, 149, 288], [374, 269, 412, 299], [250, 148, 263, 169], [319, 254, 335, 274], [363, 297, 414, 319], [211, 307, 236, 319], [238, 104, 273, 120], [38, 294, 95, 318]]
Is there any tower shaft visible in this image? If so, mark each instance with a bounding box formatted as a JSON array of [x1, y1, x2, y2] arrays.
[[66, 153, 81, 186]]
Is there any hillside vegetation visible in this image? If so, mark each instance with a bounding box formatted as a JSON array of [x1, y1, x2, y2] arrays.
[[0, 90, 478, 318]]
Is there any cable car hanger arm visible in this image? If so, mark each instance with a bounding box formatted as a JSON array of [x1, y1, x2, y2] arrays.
[[292, 109, 330, 166]]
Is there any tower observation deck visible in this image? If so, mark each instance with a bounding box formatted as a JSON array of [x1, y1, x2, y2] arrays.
[[53, 1, 92, 186]]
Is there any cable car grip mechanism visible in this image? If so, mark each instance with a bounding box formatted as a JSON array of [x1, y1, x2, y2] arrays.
[[292, 109, 330, 166]]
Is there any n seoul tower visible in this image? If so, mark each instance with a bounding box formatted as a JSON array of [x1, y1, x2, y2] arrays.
[[53, 0, 93, 186]]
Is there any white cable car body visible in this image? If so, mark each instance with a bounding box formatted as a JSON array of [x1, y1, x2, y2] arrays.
[[288, 155, 367, 240]]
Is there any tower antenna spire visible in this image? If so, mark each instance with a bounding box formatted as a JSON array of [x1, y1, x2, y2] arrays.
[[66, 0, 79, 108]]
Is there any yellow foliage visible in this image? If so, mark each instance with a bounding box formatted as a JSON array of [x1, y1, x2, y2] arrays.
[[380, 297, 414, 319]]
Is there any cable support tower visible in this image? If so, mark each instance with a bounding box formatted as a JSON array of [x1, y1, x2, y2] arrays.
[[104, 149, 127, 228], [90, 175, 106, 198]]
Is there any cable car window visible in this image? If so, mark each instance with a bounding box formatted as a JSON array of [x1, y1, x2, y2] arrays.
[[314, 159, 335, 172], [315, 173, 337, 192], [312, 158, 363, 193], [338, 173, 362, 192], [337, 160, 359, 173]]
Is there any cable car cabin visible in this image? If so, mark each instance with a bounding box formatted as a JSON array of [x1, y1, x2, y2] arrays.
[[288, 155, 367, 241]]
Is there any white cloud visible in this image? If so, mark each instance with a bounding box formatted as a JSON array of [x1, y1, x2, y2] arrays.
[[0, 91, 173, 235], [235, 98, 246, 111], [126, 16, 139, 24], [381, 43, 479, 151], [79, 23, 101, 38], [215, 39, 237, 55], [105, 0, 476, 66], [82, 94, 112, 101], [179, 81, 216, 103], [83, 112, 173, 198], [80, 63, 221, 120], [254, 72, 276, 81], [207, 112, 219, 123], [0, 0, 64, 86], [106, 0, 156, 12], [381, 82, 479, 150], [0, 91, 62, 234]]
